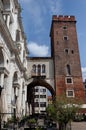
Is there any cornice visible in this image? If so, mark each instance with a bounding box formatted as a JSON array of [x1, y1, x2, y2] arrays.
[[0, 67, 9, 76]]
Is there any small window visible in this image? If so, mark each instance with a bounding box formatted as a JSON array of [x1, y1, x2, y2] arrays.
[[63, 26, 67, 30], [40, 95, 46, 98], [40, 89, 43, 92], [63, 36, 68, 40], [43, 89, 46, 92], [42, 64, 46, 73], [38, 64, 41, 75], [35, 95, 39, 98], [84, 85, 86, 89], [66, 90, 74, 97], [66, 64, 71, 75], [40, 102, 46, 107], [32, 64, 36, 73], [71, 50, 74, 54], [34, 102, 39, 107], [35, 89, 39, 92], [65, 49, 68, 54], [66, 77, 73, 84]]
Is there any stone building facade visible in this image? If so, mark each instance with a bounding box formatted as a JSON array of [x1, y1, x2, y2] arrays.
[[34, 86, 48, 113], [0, 0, 86, 122], [0, 0, 28, 121]]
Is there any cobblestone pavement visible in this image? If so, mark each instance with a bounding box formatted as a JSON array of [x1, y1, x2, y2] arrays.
[[71, 122, 86, 130], [11, 121, 86, 130]]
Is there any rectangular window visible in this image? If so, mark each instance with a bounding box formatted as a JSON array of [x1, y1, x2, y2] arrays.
[[34, 102, 39, 107], [40, 102, 46, 107], [63, 26, 67, 30], [63, 36, 68, 40], [66, 90, 74, 97], [40, 89, 46, 92], [43, 89, 46, 92], [34, 95, 39, 98], [66, 77, 73, 84], [40, 95, 46, 98], [35, 89, 39, 92]]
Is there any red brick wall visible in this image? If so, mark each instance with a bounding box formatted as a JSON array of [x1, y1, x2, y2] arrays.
[[50, 15, 85, 102]]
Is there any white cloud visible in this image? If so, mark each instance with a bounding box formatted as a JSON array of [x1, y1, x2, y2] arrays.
[[82, 67, 86, 81], [28, 41, 49, 57], [82, 67, 86, 72]]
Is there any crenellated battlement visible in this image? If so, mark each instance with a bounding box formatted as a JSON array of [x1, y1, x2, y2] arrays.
[[52, 15, 76, 22]]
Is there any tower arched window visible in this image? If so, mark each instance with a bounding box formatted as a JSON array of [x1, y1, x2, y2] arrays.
[[32, 64, 36, 74], [38, 64, 41, 76], [66, 64, 71, 75], [42, 64, 46, 73]]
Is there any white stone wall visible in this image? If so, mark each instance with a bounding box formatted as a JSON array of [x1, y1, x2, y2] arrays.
[[27, 58, 55, 90], [0, 0, 28, 121]]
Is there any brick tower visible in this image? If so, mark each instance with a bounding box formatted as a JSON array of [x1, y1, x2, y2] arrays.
[[50, 15, 85, 101]]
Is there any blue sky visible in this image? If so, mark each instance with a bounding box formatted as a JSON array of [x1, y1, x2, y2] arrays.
[[19, 0, 86, 80]]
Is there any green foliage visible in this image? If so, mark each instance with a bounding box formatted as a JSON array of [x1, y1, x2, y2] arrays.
[[46, 95, 81, 130], [46, 104, 56, 120], [74, 114, 84, 122], [27, 118, 36, 124], [7, 116, 14, 123]]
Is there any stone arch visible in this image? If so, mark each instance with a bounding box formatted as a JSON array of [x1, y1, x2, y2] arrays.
[[27, 78, 55, 114]]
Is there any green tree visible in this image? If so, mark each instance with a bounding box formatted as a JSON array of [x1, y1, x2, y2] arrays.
[[27, 118, 36, 128], [46, 96, 81, 130]]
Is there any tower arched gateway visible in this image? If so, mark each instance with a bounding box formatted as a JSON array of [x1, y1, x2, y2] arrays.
[[27, 79, 55, 114], [27, 57, 55, 114], [27, 15, 85, 115]]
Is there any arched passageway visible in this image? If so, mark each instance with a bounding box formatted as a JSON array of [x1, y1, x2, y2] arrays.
[[27, 78, 55, 115]]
